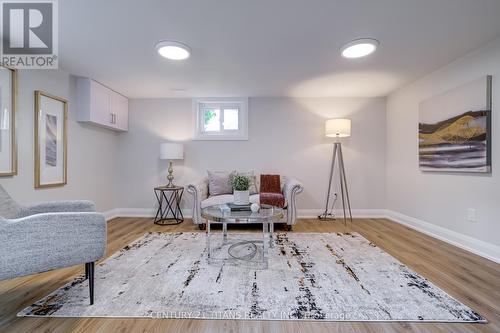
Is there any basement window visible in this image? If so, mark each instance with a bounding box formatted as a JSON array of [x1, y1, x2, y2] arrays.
[[193, 98, 248, 140]]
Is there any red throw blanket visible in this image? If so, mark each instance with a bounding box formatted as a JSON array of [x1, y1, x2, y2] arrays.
[[260, 174, 285, 208]]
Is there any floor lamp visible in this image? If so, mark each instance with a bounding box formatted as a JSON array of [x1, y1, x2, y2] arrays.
[[318, 119, 353, 227]]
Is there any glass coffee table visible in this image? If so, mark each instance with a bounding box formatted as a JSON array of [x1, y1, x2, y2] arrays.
[[201, 204, 284, 269]]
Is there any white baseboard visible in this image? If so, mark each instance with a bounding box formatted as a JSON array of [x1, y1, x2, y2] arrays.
[[102, 207, 499, 263], [103, 209, 122, 221], [385, 210, 500, 264], [103, 208, 191, 221], [103, 208, 387, 221], [298, 209, 388, 219]]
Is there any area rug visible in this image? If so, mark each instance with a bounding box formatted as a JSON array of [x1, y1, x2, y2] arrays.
[[18, 232, 485, 322]]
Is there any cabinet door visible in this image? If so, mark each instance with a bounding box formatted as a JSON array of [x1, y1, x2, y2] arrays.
[[111, 92, 128, 131], [90, 80, 112, 125]]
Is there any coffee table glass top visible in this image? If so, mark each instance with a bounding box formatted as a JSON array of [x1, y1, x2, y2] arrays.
[[201, 204, 283, 223]]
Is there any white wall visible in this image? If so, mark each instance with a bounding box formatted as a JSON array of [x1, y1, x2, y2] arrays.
[[116, 97, 386, 214], [386, 38, 500, 258], [0, 70, 120, 212]]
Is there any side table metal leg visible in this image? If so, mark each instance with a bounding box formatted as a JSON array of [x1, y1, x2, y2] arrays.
[[175, 189, 184, 222], [164, 191, 176, 221], [153, 190, 163, 223]]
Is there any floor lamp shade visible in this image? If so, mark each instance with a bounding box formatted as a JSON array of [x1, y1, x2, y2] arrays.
[[325, 119, 351, 138], [160, 143, 184, 160]]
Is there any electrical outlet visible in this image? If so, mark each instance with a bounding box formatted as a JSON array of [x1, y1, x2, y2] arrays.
[[467, 208, 477, 223]]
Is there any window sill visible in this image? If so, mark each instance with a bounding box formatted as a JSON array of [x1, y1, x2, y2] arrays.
[[192, 133, 248, 141]]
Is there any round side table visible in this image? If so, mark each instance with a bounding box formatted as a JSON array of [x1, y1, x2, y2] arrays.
[[153, 186, 184, 225]]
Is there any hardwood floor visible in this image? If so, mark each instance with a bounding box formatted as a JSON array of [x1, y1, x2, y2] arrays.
[[1, 217, 499, 333]]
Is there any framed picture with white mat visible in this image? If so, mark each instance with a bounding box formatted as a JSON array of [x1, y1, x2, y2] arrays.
[[0, 65, 17, 176], [34, 91, 68, 188]]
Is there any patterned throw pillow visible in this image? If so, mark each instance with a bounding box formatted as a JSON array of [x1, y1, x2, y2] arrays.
[[207, 170, 236, 196]]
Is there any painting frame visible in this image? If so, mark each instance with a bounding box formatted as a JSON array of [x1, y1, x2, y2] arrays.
[[0, 64, 18, 176], [418, 75, 492, 173], [34, 90, 68, 188]]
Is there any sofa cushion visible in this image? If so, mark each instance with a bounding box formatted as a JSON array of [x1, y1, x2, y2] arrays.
[[207, 170, 235, 196], [201, 194, 260, 209]]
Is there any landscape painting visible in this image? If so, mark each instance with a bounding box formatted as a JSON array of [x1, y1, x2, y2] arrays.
[[419, 76, 492, 173]]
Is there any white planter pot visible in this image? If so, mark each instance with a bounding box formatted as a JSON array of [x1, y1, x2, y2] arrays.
[[233, 190, 250, 205]]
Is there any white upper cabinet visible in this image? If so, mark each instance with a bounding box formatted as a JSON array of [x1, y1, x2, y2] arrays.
[[111, 92, 129, 131], [77, 78, 129, 132]]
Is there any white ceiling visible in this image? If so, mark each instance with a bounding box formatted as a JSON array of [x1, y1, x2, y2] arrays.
[[60, 0, 500, 98]]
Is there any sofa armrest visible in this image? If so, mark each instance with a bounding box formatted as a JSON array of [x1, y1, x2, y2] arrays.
[[186, 178, 209, 225], [20, 200, 96, 217], [282, 178, 304, 225], [0, 212, 107, 280]]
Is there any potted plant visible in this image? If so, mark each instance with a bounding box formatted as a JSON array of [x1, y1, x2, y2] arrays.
[[231, 175, 251, 205]]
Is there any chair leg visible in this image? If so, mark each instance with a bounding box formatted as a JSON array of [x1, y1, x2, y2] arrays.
[[85, 262, 89, 280], [88, 262, 94, 305]]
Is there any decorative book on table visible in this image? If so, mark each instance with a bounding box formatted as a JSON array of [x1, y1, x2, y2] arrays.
[[227, 203, 251, 211]]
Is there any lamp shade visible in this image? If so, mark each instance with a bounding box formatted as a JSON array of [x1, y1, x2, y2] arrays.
[[160, 143, 184, 160], [325, 118, 351, 138]]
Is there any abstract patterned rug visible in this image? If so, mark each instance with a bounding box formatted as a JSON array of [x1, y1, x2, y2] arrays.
[[18, 232, 485, 322]]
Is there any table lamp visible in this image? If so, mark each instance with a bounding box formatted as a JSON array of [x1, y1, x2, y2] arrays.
[[160, 143, 184, 187], [319, 119, 353, 226]]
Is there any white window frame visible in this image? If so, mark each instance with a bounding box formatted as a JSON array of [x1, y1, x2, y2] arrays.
[[192, 97, 248, 140]]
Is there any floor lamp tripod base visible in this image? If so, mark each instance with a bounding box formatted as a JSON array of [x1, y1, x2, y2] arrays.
[[319, 142, 353, 228], [318, 212, 336, 220], [318, 193, 338, 220]]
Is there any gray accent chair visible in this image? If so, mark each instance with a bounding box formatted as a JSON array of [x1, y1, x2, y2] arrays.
[[187, 176, 303, 230], [0, 185, 106, 305]]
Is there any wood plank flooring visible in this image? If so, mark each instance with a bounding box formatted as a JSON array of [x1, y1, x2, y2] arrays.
[[1, 217, 499, 333]]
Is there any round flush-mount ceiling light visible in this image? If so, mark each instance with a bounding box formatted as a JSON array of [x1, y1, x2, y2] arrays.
[[341, 38, 379, 59], [156, 40, 191, 60]]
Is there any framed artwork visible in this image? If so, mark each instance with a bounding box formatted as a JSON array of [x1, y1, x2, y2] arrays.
[[34, 91, 68, 188], [419, 75, 492, 173], [0, 65, 17, 176]]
